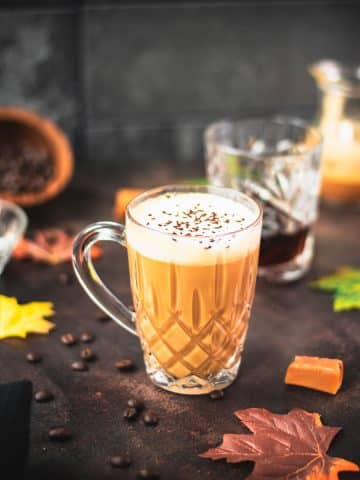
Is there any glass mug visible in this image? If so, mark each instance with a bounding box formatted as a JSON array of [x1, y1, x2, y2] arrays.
[[72, 185, 262, 395]]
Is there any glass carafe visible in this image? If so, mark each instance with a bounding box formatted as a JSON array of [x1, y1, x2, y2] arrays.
[[309, 60, 360, 202]]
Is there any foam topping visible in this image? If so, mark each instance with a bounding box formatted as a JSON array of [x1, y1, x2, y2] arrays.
[[126, 192, 260, 264]]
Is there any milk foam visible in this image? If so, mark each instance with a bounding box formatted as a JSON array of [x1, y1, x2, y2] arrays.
[[126, 192, 261, 265]]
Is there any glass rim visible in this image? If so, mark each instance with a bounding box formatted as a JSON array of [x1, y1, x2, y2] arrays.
[[309, 60, 360, 97], [125, 184, 262, 240], [0, 198, 28, 236], [204, 116, 322, 160]]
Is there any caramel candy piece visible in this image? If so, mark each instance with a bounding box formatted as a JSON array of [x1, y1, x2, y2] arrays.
[[285, 355, 343, 395], [113, 188, 144, 220]]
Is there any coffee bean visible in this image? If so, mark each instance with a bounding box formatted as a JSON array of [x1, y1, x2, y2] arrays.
[[143, 411, 158, 426], [110, 455, 131, 468], [26, 352, 42, 363], [123, 407, 138, 421], [97, 314, 110, 323], [81, 347, 96, 362], [34, 390, 54, 403], [127, 398, 143, 411], [80, 332, 94, 343], [60, 333, 77, 346], [58, 272, 73, 286], [115, 359, 135, 372], [138, 468, 159, 479], [48, 427, 72, 441], [71, 361, 88, 372], [209, 390, 224, 400]]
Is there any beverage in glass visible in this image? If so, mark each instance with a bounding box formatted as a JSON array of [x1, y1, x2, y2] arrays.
[[73, 185, 262, 394]]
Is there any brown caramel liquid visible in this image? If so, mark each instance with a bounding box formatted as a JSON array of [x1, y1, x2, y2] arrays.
[[259, 226, 309, 266], [128, 246, 259, 380]]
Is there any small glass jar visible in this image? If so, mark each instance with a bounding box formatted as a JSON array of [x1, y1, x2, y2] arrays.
[[204, 117, 322, 283], [309, 60, 360, 202]]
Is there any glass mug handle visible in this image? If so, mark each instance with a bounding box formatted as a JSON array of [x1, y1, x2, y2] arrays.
[[72, 221, 138, 337]]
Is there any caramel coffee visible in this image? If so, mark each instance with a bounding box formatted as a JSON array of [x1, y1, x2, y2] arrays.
[[126, 190, 261, 393], [73, 185, 262, 395]]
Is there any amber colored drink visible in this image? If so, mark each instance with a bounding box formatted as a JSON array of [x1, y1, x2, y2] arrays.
[[128, 246, 259, 380]]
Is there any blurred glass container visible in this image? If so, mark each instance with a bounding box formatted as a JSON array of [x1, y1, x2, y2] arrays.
[[205, 117, 322, 283], [309, 60, 360, 202], [0, 199, 27, 275]]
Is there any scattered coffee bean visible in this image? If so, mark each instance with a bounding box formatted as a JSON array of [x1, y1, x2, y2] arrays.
[[26, 352, 42, 363], [80, 332, 94, 343], [34, 390, 54, 403], [115, 359, 135, 372], [209, 390, 224, 400], [71, 361, 88, 372], [60, 333, 77, 346], [97, 314, 110, 323], [81, 347, 96, 362], [48, 427, 72, 441], [138, 468, 159, 479], [143, 411, 158, 426], [209, 389, 224, 400], [58, 271, 73, 286], [127, 398, 143, 411], [110, 455, 131, 468], [123, 407, 138, 421]]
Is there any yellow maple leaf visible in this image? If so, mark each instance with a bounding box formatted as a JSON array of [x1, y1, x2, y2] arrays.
[[0, 295, 55, 339]]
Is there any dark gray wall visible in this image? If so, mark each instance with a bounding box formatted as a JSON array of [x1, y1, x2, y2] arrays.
[[0, 1, 358, 171]]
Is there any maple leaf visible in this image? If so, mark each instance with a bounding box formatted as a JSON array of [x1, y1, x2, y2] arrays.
[[200, 408, 359, 479], [310, 267, 360, 312], [13, 228, 102, 265], [0, 295, 55, 339]]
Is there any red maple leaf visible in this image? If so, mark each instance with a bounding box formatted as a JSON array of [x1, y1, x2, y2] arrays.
[[200, 408, 359, 479], [13, 228, 102, 265]]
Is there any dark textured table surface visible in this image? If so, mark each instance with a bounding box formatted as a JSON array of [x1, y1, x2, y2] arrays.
[[0, 170, 359, 480]]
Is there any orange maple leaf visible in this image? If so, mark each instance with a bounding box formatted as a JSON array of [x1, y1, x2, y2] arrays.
[[13, 228, 102, 265]]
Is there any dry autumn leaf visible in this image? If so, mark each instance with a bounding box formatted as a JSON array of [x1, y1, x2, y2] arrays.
[[200, 408, 359, 479], [0, 295, 55, 339], [13, 228, 102, 265]]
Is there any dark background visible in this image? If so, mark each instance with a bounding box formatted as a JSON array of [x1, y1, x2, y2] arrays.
[[0, 0, 359, 174], [1, 3, 360, 479]]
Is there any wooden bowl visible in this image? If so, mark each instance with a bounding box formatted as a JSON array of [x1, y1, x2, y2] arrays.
[[0, 107, 73, 206]]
